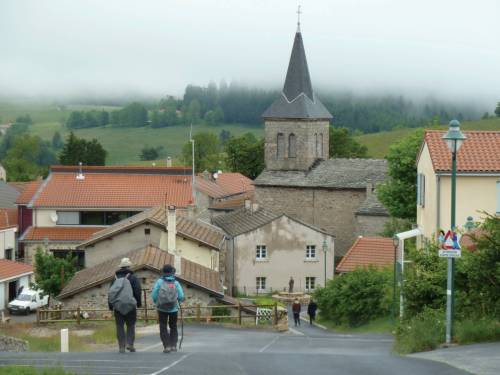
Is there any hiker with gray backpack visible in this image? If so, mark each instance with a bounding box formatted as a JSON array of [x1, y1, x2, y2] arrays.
[[108, 257, 142, 353], [152, 264, 184, 353]]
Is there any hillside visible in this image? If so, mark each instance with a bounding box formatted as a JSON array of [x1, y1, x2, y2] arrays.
[[0, 101, 263, 165], [354, 117, 500, 158]]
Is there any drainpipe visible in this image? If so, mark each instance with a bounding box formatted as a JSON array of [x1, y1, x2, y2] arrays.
[[436, 175, 441, 234]]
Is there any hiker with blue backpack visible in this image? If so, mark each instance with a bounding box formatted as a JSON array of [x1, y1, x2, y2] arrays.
[[108, 257, 142, 353], [152, 264, 184, 353]]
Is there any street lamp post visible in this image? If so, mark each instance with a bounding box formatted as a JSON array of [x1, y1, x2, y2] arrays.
[[442, 119, 466, 344], [322, 239, 328, 287], [392, 235, 399, 319]]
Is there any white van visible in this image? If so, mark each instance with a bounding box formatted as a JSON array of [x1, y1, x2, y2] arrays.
[[7, 289, 49, 315]]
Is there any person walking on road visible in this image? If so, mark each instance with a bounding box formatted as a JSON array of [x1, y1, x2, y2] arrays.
[[108, 257, 142, 353], [152, 264, 184, 353], [307, 299, 318, 325], [292, 298, 301, 327]]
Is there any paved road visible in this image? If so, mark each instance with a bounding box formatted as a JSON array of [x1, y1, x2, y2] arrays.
[[0, 311, 472, 374]]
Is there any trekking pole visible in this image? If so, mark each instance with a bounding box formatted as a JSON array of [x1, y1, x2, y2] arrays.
[[179, 302, 184, 350]]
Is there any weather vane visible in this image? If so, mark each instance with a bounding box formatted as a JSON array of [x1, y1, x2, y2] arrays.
[[297, 5, 302, 32]]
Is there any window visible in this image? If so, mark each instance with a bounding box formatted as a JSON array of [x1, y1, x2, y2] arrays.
[[417, 173, 426, 207], [319, 133, 323, 158], [288, 133, 297, 158], [305, 277, 316, 291], [315, 133, 318, 156], [497, 181, 500, 213], [144, 228, 151, 235], [57, 211, 79, 225], [277, 133, 285, 158], [256, 245, 267, 260], [5, 248, 12, 260], [256, 277, 266, 291], [81, 211, 105, 225], [306, 245, 316, 259]]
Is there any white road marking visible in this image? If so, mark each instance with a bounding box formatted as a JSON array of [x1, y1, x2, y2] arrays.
[[149, 353, 190, 375], [139, 342, 165, 352], [259, 335, 280, 352], [288, 327, 304, 335]]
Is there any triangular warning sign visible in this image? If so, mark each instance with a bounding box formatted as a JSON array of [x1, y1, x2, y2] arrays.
[[443, 230, 461, 250]]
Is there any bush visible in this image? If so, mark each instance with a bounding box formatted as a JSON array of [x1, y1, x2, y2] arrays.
[[0, 367, 74, 375], [211, 306, 231, 322], [395, 308, 445, 354], [455, 318, 500, 344], [314, 267, 392, 327]]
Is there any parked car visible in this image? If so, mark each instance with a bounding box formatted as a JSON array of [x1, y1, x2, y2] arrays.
[[7, 289, 49, 315]]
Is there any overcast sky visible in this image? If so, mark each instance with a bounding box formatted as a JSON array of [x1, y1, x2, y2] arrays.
[[1, 0, 499, 105]]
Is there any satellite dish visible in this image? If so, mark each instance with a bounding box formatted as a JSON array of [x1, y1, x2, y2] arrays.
[[50, 213, 58, 223]]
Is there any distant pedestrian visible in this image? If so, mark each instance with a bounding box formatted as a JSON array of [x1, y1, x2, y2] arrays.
[[307, 299, 318, 325], [292, 298, 301, 327], [152, 264, 184, 353], [108, 257, 142, 353], [288, 277, 294, 293]]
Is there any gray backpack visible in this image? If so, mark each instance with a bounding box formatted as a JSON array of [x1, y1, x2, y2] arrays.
[[108, 274, 137, 315], [157, 279, 178, 311]]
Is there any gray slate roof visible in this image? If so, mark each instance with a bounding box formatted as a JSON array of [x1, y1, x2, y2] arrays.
[[356, 192, 389, 216], [213, 206, 334, 238], [0, 181, 20, 208], [254, 158, 388, 189], [262, 32, 332, 120], [213, 207, 280, 237]]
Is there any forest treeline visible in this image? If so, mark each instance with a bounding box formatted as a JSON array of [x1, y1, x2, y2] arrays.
[[64, 82, 486, 133]]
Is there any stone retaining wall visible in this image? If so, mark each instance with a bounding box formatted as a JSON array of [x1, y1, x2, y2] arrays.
[[0, 335, 28, 352]]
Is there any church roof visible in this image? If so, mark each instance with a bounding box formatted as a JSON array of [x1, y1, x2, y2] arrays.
[[262, 31, 332, 120], [253, 158, 388, 189]]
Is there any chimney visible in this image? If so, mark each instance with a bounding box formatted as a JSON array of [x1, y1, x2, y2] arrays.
[[167, 205, 181, 275], [244, 199, 252, 210], [366, 181, 373, 197], [252, 203, 259, 212], [166, 157, 172, 167]]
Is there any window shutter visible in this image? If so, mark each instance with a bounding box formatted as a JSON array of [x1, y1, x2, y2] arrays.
[[421, 174, 425, 207], [416, 174, 421, 206]]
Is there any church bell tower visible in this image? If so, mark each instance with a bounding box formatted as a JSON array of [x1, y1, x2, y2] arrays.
[[262, 17, 332, 171]]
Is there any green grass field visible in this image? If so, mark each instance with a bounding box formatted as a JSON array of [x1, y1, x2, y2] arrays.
[[0, 101, 263, 165], [354, 117, 500, 158]]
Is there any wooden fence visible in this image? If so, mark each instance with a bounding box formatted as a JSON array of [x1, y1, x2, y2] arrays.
[[36, 302, 283, 326]]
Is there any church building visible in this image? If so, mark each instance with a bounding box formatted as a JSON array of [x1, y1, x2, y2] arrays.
[[254, 24, 389, 255]]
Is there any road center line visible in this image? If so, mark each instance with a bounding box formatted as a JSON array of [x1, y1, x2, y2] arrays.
[[259, 335, 280, 353], [149, 353, 190, 375]]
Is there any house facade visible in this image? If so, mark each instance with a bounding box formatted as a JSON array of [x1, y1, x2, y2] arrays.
[[17, 166, 194, 265], [0, 208, 17, 260], [0, 259, 33, 311], [214, 204, 335, 295], [417, 131, 500, 240]]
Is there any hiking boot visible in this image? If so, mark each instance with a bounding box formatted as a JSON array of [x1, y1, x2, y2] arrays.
[[119, 347, 126, 354], [127, 346, 136, 352], [163, 347, 171, 353]]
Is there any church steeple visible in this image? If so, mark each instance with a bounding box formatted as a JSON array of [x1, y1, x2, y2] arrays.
[[262, 23, 332, 120]]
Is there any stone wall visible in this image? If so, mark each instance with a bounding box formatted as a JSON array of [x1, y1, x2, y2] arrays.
[[355, 214, 389, 238], [255, 186, 366, 255], [264, 120, 329, 171], [60, 269, 218, 317], [0, 335, 28, 352]]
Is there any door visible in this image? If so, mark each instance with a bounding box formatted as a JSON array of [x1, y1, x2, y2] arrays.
[[8, 280, 18, 302]]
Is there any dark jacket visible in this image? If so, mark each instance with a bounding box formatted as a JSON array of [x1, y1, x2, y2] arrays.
[[108, 268, 142, 310], [292, 302, 301, 314], [307, 301, 318, 316]]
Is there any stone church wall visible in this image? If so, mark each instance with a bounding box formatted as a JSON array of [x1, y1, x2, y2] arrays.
[[255, 186, 366, 255]]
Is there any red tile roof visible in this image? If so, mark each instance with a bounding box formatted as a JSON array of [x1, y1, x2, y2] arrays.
[[21, 226, 104, 242], [0, 208, 17, 230], [32, 173, 193, 208], [7, 182, 31, 193], [15, 180, 43, 205], [424, 131, 500, 173], [215, 173, 254, 195], [50, 166, 192, 174], [195, 178, 228, 199], [0, 259, 33, 282], [59, 245, 223, 299], [336, 236, 395, 273]]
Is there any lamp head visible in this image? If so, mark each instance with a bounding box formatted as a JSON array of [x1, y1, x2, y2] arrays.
[[442, 119, 466, 152], [392, 235, 399, 248]]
